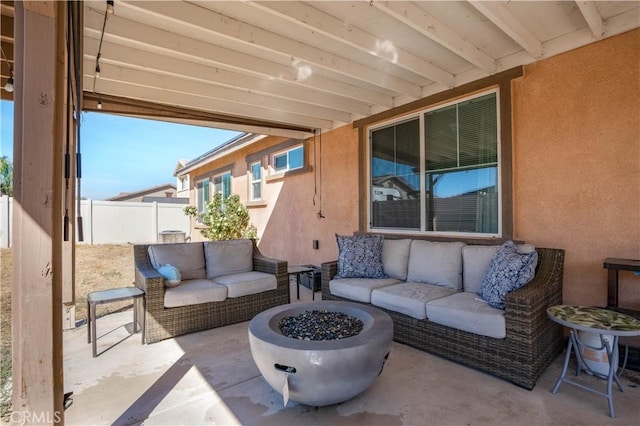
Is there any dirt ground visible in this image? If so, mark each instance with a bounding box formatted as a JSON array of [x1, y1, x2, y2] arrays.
[[1, 244, 135, 335], [0, 244, 135, 418]]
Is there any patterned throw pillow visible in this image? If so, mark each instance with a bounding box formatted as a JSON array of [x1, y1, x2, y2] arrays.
[[336, 234, 387, 279], [479, 241, 538, 309]]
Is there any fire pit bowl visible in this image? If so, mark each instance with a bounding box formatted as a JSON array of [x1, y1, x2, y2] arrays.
[[248, 301, 393, 407]]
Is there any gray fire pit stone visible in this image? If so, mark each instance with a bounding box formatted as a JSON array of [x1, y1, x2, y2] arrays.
[[248, 301, 394, 407]]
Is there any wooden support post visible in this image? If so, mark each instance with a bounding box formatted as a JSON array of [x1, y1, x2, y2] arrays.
[[11, 2, 65, 423]]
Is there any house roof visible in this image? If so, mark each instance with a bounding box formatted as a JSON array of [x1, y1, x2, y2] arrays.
[[74, 1, 638, 136], [175, 132, 266, 176], [105, 183, 178, 201], [173, 159, 188, 175], [141, 196, 189, 204]]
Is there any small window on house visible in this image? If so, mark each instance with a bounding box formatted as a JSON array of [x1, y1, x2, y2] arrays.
[[213, 171, 232, 203], [196, 178, 210, 213], [178, 176, 188, 191], [273, 145, 303, 173], [250, 162, 262, 200]]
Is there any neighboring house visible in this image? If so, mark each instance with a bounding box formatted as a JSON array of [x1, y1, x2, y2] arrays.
[[105, 183, 183, 202], [140, 196, 188, 204]]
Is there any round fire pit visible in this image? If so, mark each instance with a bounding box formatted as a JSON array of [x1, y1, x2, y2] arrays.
[[248, 301, 393, 407]]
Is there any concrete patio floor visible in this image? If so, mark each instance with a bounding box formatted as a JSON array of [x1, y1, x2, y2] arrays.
[[63, 285, 640, 425]]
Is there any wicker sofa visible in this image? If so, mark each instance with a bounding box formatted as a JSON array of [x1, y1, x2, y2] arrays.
[[321, 239, 565, 389], [134, 239, 288, 344]]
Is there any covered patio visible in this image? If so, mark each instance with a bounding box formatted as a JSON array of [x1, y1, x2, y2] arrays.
[[62, 288, 640, 425], [3, 1, 639, 423]]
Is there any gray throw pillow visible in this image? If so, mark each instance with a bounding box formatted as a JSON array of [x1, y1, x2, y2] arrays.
[[479, 241, 538, 309], [336, 234, 387, 279]]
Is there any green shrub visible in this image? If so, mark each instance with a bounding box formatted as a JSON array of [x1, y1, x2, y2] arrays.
[[184, 193, 258, 241]]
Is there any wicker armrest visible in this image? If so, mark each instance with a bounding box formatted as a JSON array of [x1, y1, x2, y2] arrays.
[[321, 261, 337, 277], [133, 245, 165, 308], [253, 253, 287, 276], [504, 247, 565, 337], [252, 240, 287, 277], [321, 261, 338, 295]]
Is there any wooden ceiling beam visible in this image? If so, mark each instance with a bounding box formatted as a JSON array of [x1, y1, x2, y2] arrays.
[[118, 0, 421, 97], [469, 1, 544, 59], [83, 59, 351, 123], [83, 8, 394, 108], [373, 1, 497, 75], [246, 1, 454, 88], [1, 14, 13, 42], [575, 1, 605, 39], [83, 37, 371, 116], [82, 91, 321, 133], [83, 75, 332, 130]]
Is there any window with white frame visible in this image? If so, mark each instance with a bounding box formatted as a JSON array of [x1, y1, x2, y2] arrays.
[[272, 145, 303, 173], [213, 171, 232, 201], [196, 178, 210, 213], [250, 162, 262, 200], [369, 91, 499, 236], [178, 176, 188, 191]]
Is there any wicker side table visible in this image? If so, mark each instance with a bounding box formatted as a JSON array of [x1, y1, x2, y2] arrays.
[[288, 265, 314, 301]]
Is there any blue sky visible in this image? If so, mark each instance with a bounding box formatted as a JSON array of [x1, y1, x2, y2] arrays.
[[1, 100, 239, 200]]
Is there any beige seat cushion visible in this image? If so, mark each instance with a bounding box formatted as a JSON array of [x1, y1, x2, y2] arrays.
[[329, 277, 401, 303], [164, 278, 227, 308], [148, 243, 206, 280], [426, 292, 506, 339], [204, 239, 254, 279], [371, 282, 456, 320], [214, 271, 277, 298]]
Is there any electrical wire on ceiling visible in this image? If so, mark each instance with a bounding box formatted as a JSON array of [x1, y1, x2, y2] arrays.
[[0, 46, 14, 93], [313, 129, 325, 219], [93, 0, 113, 110]]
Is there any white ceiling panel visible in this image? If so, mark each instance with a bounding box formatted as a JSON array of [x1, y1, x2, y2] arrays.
[[79, 0, 640, 135]]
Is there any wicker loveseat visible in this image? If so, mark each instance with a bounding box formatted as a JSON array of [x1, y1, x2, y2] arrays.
[[134, 240, 288, 344], [321, 239, 565, 390]]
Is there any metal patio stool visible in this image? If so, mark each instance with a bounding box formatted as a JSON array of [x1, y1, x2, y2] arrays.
[[87, 286, 145, 357]]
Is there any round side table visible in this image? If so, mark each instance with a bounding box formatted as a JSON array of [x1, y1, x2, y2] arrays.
[[547, 305, 640, 418]]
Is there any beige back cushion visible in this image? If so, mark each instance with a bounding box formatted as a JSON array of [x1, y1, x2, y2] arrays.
[[204, 239, 254, 279], [462, 243, 536, 294], [407, 241, 465, 290], [148, 243, 206, 280], [382, 239, 412, 281]]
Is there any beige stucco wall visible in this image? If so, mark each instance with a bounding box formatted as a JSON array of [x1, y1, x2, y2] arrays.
[[188, 29, 639, 310], [512, 29, 639, 309], [258, 126, 360, 265], [187, 127, 360, 265]]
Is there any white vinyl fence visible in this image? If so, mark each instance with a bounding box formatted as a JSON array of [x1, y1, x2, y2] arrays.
[[0, 195, 191, 248]]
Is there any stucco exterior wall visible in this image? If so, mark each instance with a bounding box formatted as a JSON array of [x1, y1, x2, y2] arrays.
[[186, 143, 255, 243], [512, 29, 639, 309], [186, 127, 360, 266], [186, 30, 639, 311], [258, 126, 360, 265]]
